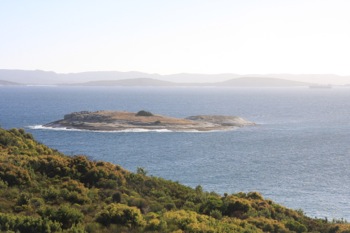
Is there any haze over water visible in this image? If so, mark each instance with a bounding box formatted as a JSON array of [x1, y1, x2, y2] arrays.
[[1, 86, 349, 220]]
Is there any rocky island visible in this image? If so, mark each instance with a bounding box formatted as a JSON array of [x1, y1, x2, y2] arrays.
[[44, 110, 255, 131]]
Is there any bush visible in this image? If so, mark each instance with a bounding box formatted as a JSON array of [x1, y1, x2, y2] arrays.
[[222, 198, 251, 218], [38, 205, 84, 229], [112, 192, 122, 203], [96, 203, 146, 227], [199, 196, 223, 215], [135, 110, 154, 117], [0, 213, 61, 233], [16, 193, 31, 206], [210, 209, 223, 219], [0, 178, 8, 188], [285, 220, 308, 233], [29, 197, 45, 209], [0, 162, 31, 186], [247, 192, 263, 200], [42, 187, 61, 202]]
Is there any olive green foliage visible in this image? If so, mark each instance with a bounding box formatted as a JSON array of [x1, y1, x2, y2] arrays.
[[0, 213, 62, 233], [38, 205, 84, 229], [135, 110, 154, 117], [96, 203, 146, 227], [0, 127, 349, 232]]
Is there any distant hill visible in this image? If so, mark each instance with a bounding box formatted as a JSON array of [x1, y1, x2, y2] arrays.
[[0, 69, 159, 85], [0, 80, 21, 86], [0, 69, 58, 84], [67, 77, 312, 87], [217, 77, 312, 87], [72, 78, 176, 86], [0, 70, 241, 84], [162, 73, 241, 83]]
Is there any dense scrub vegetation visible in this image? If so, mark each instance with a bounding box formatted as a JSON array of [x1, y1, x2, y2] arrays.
[[0, 127, 349, 232]]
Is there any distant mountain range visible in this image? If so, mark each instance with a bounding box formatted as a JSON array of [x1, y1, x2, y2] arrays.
[[0, 69, 348, 86], [70, 77, 313, 87]]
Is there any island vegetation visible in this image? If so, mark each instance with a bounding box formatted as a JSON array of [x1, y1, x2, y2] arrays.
[[0, 127, 349, 232], [43, 110, 255, 132]]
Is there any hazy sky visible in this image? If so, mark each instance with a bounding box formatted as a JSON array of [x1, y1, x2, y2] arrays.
[[1, 0, 350, 75]]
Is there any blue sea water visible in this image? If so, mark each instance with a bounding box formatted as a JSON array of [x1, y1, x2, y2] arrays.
[[1, 86, 350, 220]]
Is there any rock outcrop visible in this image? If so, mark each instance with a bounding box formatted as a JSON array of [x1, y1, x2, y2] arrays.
[[44, 110, 255, 132]]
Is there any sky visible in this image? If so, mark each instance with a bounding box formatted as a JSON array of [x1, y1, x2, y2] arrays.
[[1, 0, 350, 77]]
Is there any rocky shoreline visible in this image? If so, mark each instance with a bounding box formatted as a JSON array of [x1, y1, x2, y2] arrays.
[[44, 110, 255, 132]]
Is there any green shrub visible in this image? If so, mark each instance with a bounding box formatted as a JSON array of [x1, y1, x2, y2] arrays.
[[112, 192, 122, 203], [135, 110, 154, 117], [38, 205, 84, 229], [0, 178, 8, 188], [210, 209, 223, 220], [247, 192, 263, 200], [29, 197, 45, 209], [42, 187, 61, 202], [285, 220, 308, 233], [222, 198, 251, 218], [199, 196, 223, 215], [0, 213, 61, 233], [0, 162, 31, 186], [16, 193, 31, 206], [96, 203, 146, 227], [96, 178, 118, 189]]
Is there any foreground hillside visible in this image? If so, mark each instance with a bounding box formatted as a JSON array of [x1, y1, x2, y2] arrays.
[[0, 127, 348, 232]]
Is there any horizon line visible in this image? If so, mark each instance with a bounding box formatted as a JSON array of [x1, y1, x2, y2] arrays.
[[1, 68, 350, 77]]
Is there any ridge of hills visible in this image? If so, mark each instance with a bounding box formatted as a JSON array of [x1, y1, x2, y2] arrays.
[[0, 126, 349, 232], [1, 69, 347, 86], [0, 69, 315, 87], [72, 78, 176, 87], [67, 77, 312, 87]]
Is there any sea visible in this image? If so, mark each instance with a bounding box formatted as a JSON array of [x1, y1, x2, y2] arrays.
[[0, 86, 349, 220]]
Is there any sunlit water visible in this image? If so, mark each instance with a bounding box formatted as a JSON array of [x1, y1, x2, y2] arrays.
[[1, 86, 350, 220]]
